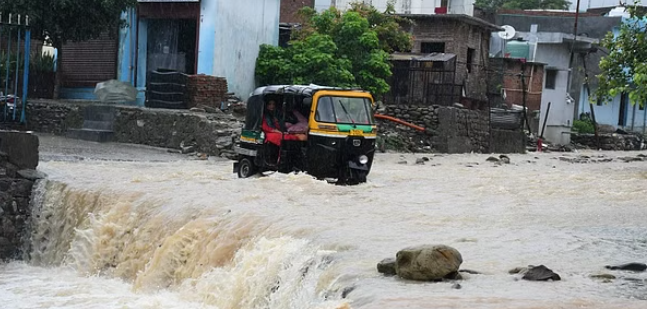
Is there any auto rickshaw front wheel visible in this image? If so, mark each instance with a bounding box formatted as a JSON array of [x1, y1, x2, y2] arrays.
[[237, 157, 257, 178]]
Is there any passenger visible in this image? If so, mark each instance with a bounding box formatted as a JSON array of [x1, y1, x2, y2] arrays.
[[262, 100, 307, 146], [285, 101, 309, 133]]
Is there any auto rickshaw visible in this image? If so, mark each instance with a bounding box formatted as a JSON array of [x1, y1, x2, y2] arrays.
[[232, 84, 377, 185]]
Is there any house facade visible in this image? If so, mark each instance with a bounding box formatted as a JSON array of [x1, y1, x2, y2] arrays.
[[493, 12, 624, 144], [116, 0, 280, 105], [578, 7, 647, 133], [316, 0, 476, 15], [405, 14, 499, 102]]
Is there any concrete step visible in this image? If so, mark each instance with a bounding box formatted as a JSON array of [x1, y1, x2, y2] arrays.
[[66, 129, 114, 143], [82, 120, 114, 131]]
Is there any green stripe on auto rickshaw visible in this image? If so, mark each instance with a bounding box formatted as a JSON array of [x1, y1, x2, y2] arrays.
[[337, 124, 374, 133]]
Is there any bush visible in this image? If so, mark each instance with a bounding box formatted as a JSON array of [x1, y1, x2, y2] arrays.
[[572, 119, 595, 134]]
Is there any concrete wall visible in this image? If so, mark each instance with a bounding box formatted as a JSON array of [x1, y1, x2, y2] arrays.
[[535, 44, 573, 145], [209, 0, 280, 99]]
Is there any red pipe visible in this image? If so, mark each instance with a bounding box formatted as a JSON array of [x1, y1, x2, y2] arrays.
[[375, 114, 426, 131]]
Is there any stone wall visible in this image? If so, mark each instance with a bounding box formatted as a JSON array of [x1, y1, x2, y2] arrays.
[[113, 106, 242, 156], [25, 100, 243, 157], [0, 131, 40, 261], [571, 133, 645, 151], [377, 105, 490, 153]]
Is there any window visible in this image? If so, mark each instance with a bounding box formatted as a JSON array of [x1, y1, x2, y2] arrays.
[[466, 48, 475, 73], [545, 69, 557, 89], [421, 42, 445, 53], [596, 97, 603, 106]]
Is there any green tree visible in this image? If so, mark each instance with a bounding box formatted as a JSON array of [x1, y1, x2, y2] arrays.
[[475, 0, 571, 13], [0, 0, 138, 96], [595, 6, 647, 107], [255, 5, 411, 97]]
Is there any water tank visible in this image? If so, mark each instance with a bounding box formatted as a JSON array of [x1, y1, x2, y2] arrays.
[[505, 40, 530, 60]]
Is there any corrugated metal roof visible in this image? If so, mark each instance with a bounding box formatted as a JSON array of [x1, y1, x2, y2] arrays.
[[390, 52, 456, 61]]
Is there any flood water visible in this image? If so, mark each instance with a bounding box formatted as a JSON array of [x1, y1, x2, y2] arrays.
[[2, 137, 647, 309]]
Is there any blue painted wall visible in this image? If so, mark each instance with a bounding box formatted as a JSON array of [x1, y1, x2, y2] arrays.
[[209, 0, 280, 99], [581, 18, 647, 131], [117, 0, 279, 103]]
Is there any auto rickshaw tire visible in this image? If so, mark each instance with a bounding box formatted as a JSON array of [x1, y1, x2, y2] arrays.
[[238, 157, 257, 178]]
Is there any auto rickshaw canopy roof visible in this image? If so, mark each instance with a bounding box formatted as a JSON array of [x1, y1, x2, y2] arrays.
[[250, 84, 368, 98]]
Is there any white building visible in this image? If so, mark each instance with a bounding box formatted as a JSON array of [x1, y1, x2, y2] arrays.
[[315, 0, 476, 16]]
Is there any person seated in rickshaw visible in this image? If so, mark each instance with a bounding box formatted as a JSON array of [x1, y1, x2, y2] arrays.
[[262, 99, 307, 146], [284, 99, 309, 133]]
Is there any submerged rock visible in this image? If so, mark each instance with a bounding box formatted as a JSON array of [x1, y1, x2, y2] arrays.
[[521, 265, 561, 281], [395, 244, 463, 281], [377, 257, 397, 276], [605, 262, 647, 272]]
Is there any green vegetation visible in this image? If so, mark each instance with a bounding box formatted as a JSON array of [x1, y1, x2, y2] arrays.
[[595, 5, 647, 108], [255, 3, 412, 97]]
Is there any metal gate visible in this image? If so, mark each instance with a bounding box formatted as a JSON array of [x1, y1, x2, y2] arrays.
[[0, 13, 31, 124]]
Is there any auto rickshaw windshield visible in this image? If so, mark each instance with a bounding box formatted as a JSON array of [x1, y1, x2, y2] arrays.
[[315, 96, 374, 124]]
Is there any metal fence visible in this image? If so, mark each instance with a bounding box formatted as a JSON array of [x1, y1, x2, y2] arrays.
[[384, 58, 463, 107], [0, 13, 31, 124]]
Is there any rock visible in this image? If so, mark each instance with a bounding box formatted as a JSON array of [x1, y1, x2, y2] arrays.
[[451, 283, 462, 289], [508, 267, 529, 274], [521, 265, 561, 281], [397, 160, 407, 165], [377, 257, 397, 276], [605, 262, 647, 272], [17, 169, 47, 181], [499, 155, 510, 164], [415, 158, 425, 165], [486, 156, 499, 162], [189, 107, 207, 113], [459, 269, 482, 275], [590, 273, 616, 280], [395, 244, 463, 281], [444, 271, 462, 280]]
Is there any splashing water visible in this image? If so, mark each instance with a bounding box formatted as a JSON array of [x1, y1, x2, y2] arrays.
[[2, 145, 647, 309]]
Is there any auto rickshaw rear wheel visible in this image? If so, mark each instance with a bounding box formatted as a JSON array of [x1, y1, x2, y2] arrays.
[[238, 157, 257, 178]]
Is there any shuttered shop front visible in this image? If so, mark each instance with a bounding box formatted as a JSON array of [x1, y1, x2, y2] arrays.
[[60, 31, 118, 87]]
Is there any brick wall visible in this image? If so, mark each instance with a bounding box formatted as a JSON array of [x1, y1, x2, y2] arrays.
[[280, 0, 314, 23], [407, 17, 491, 101], [185, 75, 228, 109], [489, 58, 544, 111]]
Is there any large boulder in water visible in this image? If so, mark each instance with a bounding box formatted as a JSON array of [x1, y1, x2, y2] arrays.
[[395, 244, 463, 281]]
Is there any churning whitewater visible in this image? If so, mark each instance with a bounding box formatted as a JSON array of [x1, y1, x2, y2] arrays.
[[1, 139, 647, 309]]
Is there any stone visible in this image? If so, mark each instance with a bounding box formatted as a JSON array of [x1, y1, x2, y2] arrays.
[[377, 257, 397, 276], [486, 156, 499, 162], [415, 158, 425, 165], [10, 180, 34, 197], [521, 265, 561, 281], [590, 273, 616, 280], [605, 263, 647, 272], [499, 155, 510, 164], [395, 244, 463, 281], [451, 283, 462, 289], [0, 131, 39, 170], [397, 160, 407, 165], [17, 169, 48, 181]]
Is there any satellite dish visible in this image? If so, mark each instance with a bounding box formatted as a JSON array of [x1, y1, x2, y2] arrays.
[[498, 25, 516, 40]]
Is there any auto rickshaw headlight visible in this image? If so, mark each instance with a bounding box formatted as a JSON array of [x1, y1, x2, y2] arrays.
[[359, 155, 369, 165]]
